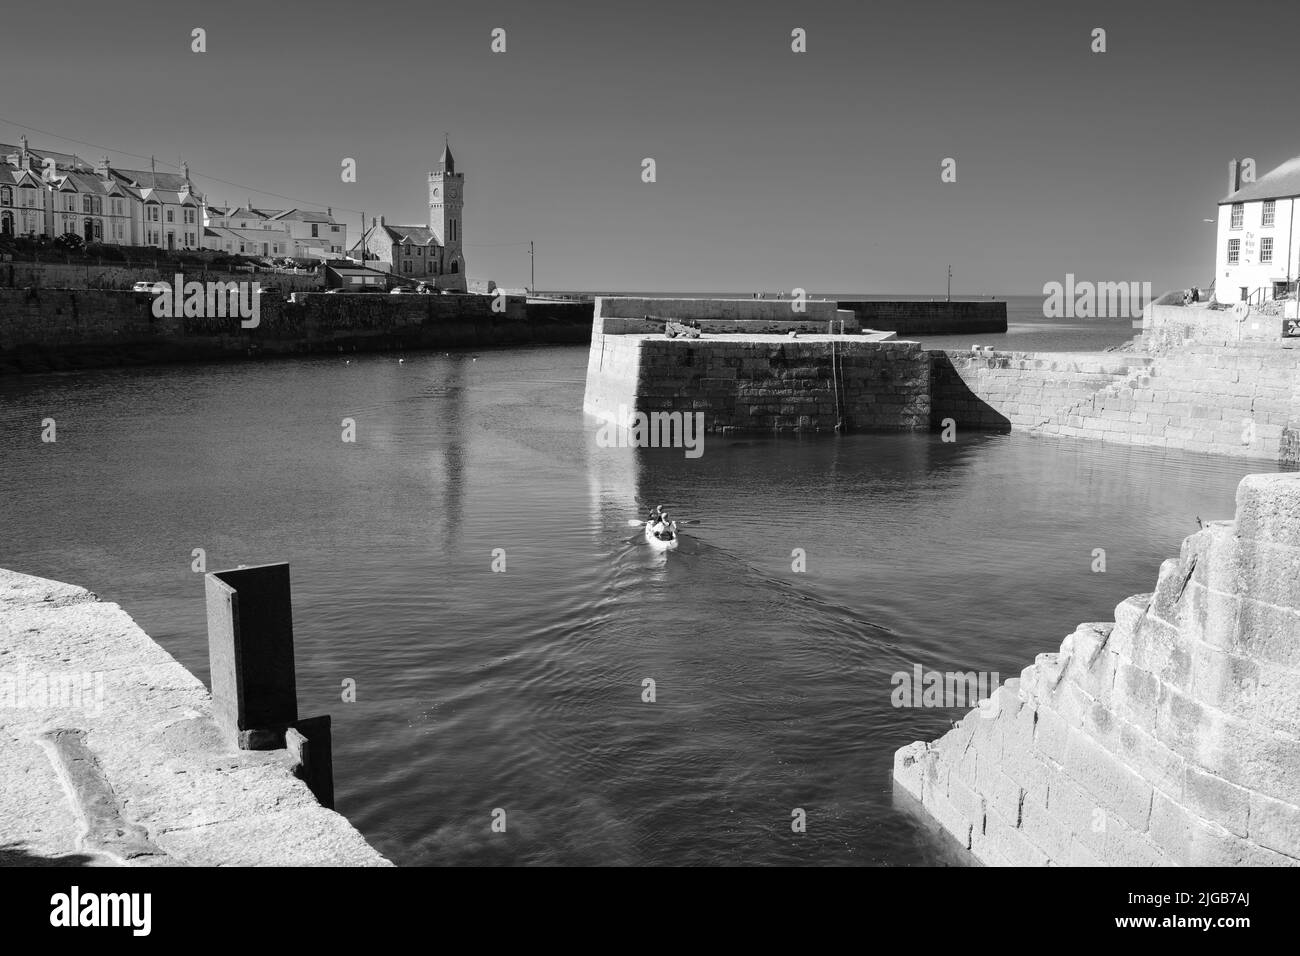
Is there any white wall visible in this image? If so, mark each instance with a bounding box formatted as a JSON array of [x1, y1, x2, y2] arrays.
[[1214, 196, 1300, 302]]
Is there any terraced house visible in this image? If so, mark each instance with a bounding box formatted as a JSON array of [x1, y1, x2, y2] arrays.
[[0, 135, 205, 249], [0, 161, 47, 239]]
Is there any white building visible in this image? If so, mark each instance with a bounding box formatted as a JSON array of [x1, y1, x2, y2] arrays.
[[271, 208, 347, 258], [1216, 156, 1300, 303]]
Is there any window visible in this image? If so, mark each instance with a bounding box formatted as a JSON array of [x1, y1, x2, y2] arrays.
[[1228, 238, 1240, 264], [416, 246, 423, 256], [185, 208, 195, 224], [311, 224, 319, 237], [21, 185, 36, 207], [0, 186, 10, 205], [147, 204, 159, 222], [112, 199, 122, 216], [92, 197, 102, 215], [331, 225, 339, 233], [402, 260, 411, 273], [1261, 237, 1273, 263], [166, 209, 174, 223], [451, 260, 458, 274], [1263, 200, 1276, 228], [1231, 203, 1244, 229], [93, 221, 102, 240]]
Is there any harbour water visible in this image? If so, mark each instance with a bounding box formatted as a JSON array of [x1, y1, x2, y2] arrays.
[[0, 338, 1274, 865]]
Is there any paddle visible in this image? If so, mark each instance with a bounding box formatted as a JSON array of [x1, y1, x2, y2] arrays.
[[626, 517, 702, 526]]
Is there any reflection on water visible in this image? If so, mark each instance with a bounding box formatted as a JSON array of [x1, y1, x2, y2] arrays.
[[0, 346, 1280, 865]]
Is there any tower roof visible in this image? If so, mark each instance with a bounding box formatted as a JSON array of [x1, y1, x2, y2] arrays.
[[440, 140, 455, 175]]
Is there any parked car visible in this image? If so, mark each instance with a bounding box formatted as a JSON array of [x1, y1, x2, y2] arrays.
[[132, 281, 166, 294], [390, 287, 408, 294]]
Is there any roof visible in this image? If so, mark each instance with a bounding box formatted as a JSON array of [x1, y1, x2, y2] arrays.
[[110, 167, 193, 191], [1222, 155, 1300, 203], [440, 141, 455, 174], [0, 143, 92, 171], [205, 226, 291, 241], [55, 170, 138, 198], [216, 206, 276, 221], [382, 224, 437, 244], [273, 208, 336, 223], [327, 265, 390, 277], [0, 163, 44, 186]]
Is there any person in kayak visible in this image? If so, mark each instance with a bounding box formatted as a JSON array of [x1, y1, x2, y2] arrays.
[[653, 511, 676, 540], [647, 504, 666, 527]]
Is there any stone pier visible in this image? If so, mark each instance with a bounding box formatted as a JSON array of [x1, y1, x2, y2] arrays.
[[894, 472, 1300, 866], [582, 296, 929, 433]]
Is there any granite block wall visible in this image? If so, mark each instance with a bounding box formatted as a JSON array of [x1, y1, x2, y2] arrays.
[[894, 472, 1300, 867]]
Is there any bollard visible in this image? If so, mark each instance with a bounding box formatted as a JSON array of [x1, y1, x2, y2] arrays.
[[205, 562, 335, 807]]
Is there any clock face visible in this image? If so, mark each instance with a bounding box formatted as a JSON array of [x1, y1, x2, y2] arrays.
[[431, 187, 440, 198], [450, 187, 460, 199]]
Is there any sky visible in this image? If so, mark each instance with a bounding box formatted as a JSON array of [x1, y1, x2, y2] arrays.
[[2, 0, 1299, 294]]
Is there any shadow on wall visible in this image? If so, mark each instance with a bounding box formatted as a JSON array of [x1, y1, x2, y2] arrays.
[[928, 351, 1011, 433]]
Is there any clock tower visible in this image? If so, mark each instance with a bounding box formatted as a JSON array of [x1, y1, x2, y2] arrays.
[[428, 138, 466, 290]]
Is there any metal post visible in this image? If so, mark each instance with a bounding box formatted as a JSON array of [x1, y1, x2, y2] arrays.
[[204, 562, 335, 807]]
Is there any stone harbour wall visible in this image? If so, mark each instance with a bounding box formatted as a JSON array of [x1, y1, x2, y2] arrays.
[[0, 288, 592, 372], [583, 296, 928, 432], [630, 337, 931, 432], [894, 472, 1300, 866], [838, 299, 1007, 335], [930, 350, 1146, 431], [931, 343, 1300, 463], [1, 260, 323, 293]]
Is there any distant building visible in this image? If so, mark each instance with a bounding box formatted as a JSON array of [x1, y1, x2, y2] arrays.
[[323, 263, 391, 291], [355, 140, 467, 291], [272, 208, 347, 258], [203, 204, 344, 259], [1217, 156, 1300, 303]]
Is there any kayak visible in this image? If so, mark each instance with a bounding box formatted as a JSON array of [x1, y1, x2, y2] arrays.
[[645, 520, 679, 550]]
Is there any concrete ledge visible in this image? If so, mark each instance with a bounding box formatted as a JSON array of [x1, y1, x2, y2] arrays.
[[0, 568, 390, 867]]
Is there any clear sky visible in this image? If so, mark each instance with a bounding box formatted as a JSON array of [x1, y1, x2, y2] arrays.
[[2, 0, 1298, 294]]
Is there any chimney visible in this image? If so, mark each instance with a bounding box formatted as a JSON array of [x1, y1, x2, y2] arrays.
[[96, 155, 110, 178], [1228, 158, 1241, 195], [379, 215, 385, 227], [18, 134, 30, 170], [327, 206, 332, 217], [181, 161, 190, 181]]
